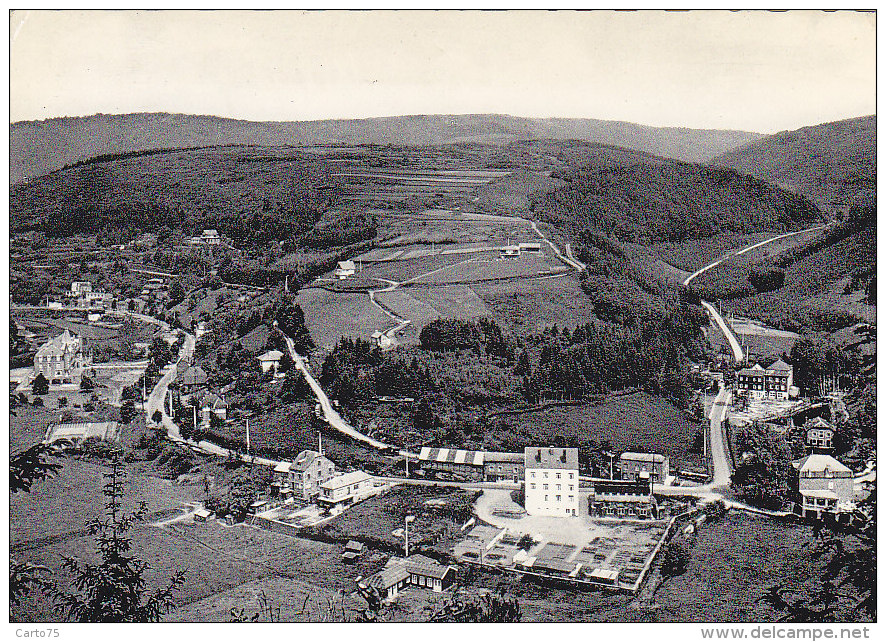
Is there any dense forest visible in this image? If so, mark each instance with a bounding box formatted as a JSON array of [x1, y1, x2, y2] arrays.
[[530, 159, 825, 244], [713, 115, 876, 213]]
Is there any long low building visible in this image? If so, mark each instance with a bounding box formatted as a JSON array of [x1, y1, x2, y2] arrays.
[[44, 421, 119, 448], [418, 447, 485, 481], [418, 447, 524, 482]]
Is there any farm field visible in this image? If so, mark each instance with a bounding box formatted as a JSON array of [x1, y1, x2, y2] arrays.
[[706, 319, 800, 360], [295, 288, 391, 350], [408, 285, 491, 320], [486, 392, 704, 468], [473, 276, 597, 333], [408, 254, 565, 286], [634, 512, 872, 622], [373, 289, 439, 343]]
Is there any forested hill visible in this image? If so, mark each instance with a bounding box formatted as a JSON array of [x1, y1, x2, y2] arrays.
[[10, 112, 763, 183], [530, 155, 826, 244], [712, 115, 876, 213]]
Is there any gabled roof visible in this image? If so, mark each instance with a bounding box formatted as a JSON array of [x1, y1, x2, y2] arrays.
[[337, 260, 356, 270], [258, 349, 283, 361], [177, 365, 208, 386], [291, 449, 326, 472], [321, 470, 370, 491], [365, 563, 410, 590], [274, 461, 291, 473], [792, 454, 851, 474], [484, 451, 524, 464], [767, 359, 793, 372], [807, 416, 833, 430], [404, 554, 453, 580]]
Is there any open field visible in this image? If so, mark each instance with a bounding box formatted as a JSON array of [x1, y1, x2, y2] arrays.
[[473, 276, 597, 332], [314, 484, 477, 555], [487, 392, 704, 468], [408, 285, 491, 320], [373, 289, 439, 343], [295, 289, 392, 350], [639, 512, 868, 622]]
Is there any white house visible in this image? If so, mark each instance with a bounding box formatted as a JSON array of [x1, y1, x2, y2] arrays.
[[792, 454, 855, 519], [523, 447, 580, 517], [258, 349, 284, 375], [499, 245, 520, 258], [334, 260, 357, 279], [316, 470, 375, 510], [518, 242, 542, 253]]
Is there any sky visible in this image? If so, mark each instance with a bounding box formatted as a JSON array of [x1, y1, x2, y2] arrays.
[[9, 9, 876, 133]]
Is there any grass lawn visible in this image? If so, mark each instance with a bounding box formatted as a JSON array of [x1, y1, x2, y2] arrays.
[[633, 512, 870, 622], [315, 485, 478, 555], [488, 392, 704, 468]]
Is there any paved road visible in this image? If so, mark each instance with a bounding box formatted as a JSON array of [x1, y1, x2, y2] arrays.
[[682, 222, 835, 286], [701, 301, 744, 362], [284, 336, 395, 451], [682, 221, 836, 365], [530, 220, 586, 272]]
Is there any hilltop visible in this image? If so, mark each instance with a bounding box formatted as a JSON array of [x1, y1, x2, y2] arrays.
[[712, 115, 876, 213], [530, 152, 827, 245], [9, 112, 763, 183]]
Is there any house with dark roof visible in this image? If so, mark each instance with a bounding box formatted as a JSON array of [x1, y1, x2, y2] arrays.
[[524, 447, 580, 517], [177, 365, 209, 393], [590, 478, 658, 519], [736, 359, 794, 401], [804, 417, 835, 452], [483, 451, 524, 482], [619, 452, 670, 483], [359, 554, 455, 601]]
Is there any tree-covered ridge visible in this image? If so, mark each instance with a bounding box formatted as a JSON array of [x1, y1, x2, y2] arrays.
[[9, 146, 335, 250], [530, 159, 825, 244], [713, 115, 876, 213]]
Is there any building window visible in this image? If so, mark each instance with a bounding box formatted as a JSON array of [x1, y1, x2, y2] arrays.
[[543, 484, 548, 490], [530, 471, 535, 478], [556, 473, 561, 479], [569, 473, 574, 479], [530, 483, 536, 489], [543, 472, 549, 479], [556, 495, 561, 502]]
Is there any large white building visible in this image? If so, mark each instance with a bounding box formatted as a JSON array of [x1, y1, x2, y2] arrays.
[[524, 447, 580, 517]]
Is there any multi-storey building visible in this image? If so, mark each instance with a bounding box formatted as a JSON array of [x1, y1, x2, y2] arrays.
[[589, 478, 658, 519], [736, 359, 794, 401], [792, 454, 854, 519], [619, 452, 670, 483], [33, 329, 86, 386], [524, 446, 580, 517], [804, 417, 835, 452], [287, 449, 336, 501]]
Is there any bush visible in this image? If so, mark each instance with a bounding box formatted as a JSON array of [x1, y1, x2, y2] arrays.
[[660, 541, 690, 577], [32, 374, 49, 396]]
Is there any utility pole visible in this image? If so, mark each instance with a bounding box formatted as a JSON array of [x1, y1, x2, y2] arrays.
[[404, 515, 415, 557]]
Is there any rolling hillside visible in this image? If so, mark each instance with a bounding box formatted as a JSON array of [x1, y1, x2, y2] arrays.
[[530, 154, 827, 245], [10, 112, 763, 183], [712, 115, 875, 213]]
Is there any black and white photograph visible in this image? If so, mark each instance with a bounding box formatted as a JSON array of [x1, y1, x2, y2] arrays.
[[6, 7, 877, 628]]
